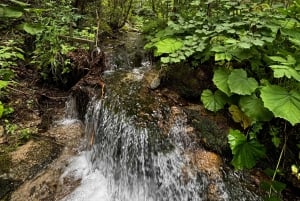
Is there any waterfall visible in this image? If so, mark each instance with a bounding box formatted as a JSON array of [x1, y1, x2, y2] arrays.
[[59, 33, 263, 201], [61, 94, 261, 201]]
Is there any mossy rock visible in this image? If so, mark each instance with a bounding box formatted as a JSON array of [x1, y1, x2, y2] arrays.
[[184, 105, 230, 154], [0, 153, 11, 174]]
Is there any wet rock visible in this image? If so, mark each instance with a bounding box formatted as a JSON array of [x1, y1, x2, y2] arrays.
[[184, 104, 230, 154], [186, 149, 223, 178], [149, 75, 160, 89], [185, 149, 227, 201], [10, 121, 84, 201], [9, 140, 61, 182]]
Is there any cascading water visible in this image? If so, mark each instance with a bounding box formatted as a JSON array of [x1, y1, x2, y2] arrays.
[[60, 90, 262, 200], [60, 33, 263, 201], [61, 98, 226, 201]]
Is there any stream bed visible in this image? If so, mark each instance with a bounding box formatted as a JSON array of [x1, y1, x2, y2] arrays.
[[58, 32, 264, 200]]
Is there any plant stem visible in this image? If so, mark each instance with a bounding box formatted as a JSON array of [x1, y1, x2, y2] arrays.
[[268, 122, 287, 197]]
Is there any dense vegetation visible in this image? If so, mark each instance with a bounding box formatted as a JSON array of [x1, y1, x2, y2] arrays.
[[1, 0, 300, 200]]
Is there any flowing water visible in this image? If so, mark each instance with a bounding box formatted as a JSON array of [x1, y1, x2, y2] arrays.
[[60, 32, 263, 201], [60, 87, 262, 201]]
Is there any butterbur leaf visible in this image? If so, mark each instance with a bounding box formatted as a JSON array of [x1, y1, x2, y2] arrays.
[[153, 38, 183, 56], [228, 129, 266, 169], [228, 69, 258, 95], [213, 68, 232, 96], [239, 94, 273, 122], [201, 89, 227, 112], [260, 85, 300, 125], [229, 105, 252, 129]]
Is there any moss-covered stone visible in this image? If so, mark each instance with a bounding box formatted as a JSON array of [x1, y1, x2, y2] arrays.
[[0, 153, 11, 174], [184, 105, 230, 154]]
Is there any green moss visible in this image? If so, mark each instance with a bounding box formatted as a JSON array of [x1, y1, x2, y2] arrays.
[[0, 153, 11, 174]]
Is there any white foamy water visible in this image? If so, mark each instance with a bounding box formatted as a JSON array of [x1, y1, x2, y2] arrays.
[[61, 151, 110, 201]]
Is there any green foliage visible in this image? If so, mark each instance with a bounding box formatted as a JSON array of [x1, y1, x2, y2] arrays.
[[227, 69, 258, 95], [228, 129, 266, 169], [239, 95, 273, 123], [144, 2, 300, 188], [268, 55, 300, 81], [30, 1, 80, 82], [260, 85, 300, 125], [200, 89, 227, 112], [0, 39, 22, 119], [151, 38, 183, 57], [213, 68, 231, 96], [229, 105, 252, 129]]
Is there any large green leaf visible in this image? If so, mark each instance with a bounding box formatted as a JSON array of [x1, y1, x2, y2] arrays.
[[0, 6, 23, 18], [239, 94, 273, 122], [213, 68, 232, 96], [269, 65, 300, 81], [201, 89, 227, 112], [260, 85, 300, 125], [153, 38, 183, 56], [21, 23, 43, 35], [228, 129, 266, 169], [228, 69, 258, 95]]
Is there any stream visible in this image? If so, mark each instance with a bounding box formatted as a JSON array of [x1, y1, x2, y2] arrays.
[[59, 32, 263, 201]]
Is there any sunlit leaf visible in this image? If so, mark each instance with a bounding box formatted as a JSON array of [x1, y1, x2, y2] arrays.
[[260, 85, 300, 125], [161, 57, 170, 63], [228, 129, 266, 169], [228, 69, 258, 95], [215, 52, 232, 61], [239, 94, 273, 122], [229, 105, 252, 129], [238, 42, 251, 49], [9, 0, 30, 7], [0, 80, 9, 89], [269, 65, 300, 81], [201, 89, 227, 112], [153, 38, 183, 56], [269, 56, 287, 63], [269, 55, 296, 65], [21, 23, 43, 35]]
